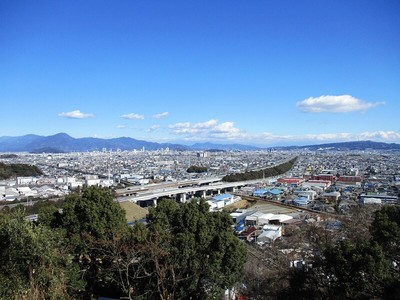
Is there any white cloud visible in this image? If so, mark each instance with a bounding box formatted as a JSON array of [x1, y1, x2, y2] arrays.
[[58, 110, 95, 119], [211, 122, 242, 138], [169, 119, 216, 134], [358, 131, 400, 141], [120, 113, 145, 120], [146, 125, 161, 132], [152, 112, 169, 119], [297, 95, 385, 113], [166, 118, 400, 145], [168, 119, 245, 140], [116, 124, 128, 129], [255, 131, 400, 145]]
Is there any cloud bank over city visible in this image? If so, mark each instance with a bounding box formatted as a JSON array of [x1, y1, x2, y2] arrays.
[[162, 118, 400, 145]]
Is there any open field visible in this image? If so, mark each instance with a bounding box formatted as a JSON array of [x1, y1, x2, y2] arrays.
[[249, 201, 299, 215]]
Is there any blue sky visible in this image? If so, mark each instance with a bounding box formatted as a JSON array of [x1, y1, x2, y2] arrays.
[[1, 0, 399, 146]]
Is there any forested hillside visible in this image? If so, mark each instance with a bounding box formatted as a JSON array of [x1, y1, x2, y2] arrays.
[[0, 162, 43, 180]]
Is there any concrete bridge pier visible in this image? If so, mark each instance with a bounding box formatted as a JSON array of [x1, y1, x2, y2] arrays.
[[180, 193, 187, 203]]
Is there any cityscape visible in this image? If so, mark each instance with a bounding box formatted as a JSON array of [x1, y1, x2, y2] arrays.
[[1, 146, 400, 209]]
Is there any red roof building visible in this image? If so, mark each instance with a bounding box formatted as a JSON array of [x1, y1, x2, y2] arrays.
[[277, 177, 305, 185]]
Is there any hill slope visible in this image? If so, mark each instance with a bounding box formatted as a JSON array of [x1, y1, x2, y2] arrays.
[[0, 163, 43, 180]]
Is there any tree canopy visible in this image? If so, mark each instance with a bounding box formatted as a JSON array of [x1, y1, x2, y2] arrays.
[[187, 165, 208, 173], [0, 211, 71, 299], [370, 205, 400, 260], [1, 184, 400, 299], [61, 186, 128, 240], [0, 162, 43, 179], [145, 199, 247, 299], [222, 157, 297, 182], [0, 187, 247, 299]]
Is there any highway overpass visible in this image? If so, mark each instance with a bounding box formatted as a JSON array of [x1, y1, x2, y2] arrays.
[[117, 177, 274, 206]]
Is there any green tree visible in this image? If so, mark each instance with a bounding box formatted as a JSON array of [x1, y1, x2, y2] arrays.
[[37, 203, 62, 228], [0, 210, 71, 299], [61, 186, 128, 240], [187, 165, 208, 173], [222, 157, 297, 182], [0, 162, 43, 179], [370, 205, 400, 260], [51, 186, 129, 298], [283, 240, 390, 300], [370, 205, 400, 297], [323, 240, 389, 299], [144, 199, 247, 299]]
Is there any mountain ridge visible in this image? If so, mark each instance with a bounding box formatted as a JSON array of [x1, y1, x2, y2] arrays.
[[0, 133, 189, 152], [0, 133, 400, 152]]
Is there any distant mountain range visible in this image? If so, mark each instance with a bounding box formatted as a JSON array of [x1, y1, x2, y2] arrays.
[[190, 142, 261, 151], [0, 133, 189, 152], [0, 133, 400, 153]]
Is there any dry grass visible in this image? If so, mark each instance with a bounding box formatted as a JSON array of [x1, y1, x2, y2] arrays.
[[119, 201, 148, 222], [223, 200, 250, 212]]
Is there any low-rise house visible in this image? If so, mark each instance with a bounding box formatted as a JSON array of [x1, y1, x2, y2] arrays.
[[337, 175, 362, 186], [298, 190, 317, 200], [245, 211, 268, 226], [17, 177, 36, 185], [4, 188, 19, 201], [244, 211, 293, 226], [268, 214, 293, 225], [311, 174, 336, 183], [268, 188, 284, 200], [207, 193, 240, 211], [257, 224, 282, 243], [302, 180, 331, 190], [360, 193, 398, 205], [253, 188, 284, 200], [0, 186, 5, 198], [277, 177, 305, 185], [69, 181, 84, 189], [230, 210, 256, 225], [253, 189, 271, 197], [17, 186, 37, 197], [293, 196, 309, 207], [238, 226, 258, 242], [322, 191, 341, 203], [0, 180, 16, 187], [86, 178, 101, 186]]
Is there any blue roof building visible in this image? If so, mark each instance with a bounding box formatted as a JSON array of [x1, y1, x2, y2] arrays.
[[269, 188, 283, 195], [212, 193, 233, 202], [253, 189, 270, 197], [293, 196, 309, 207]]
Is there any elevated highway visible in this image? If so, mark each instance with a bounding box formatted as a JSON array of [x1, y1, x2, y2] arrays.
[[117, 178, 273, 206], [115, 177, 223, 197]]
